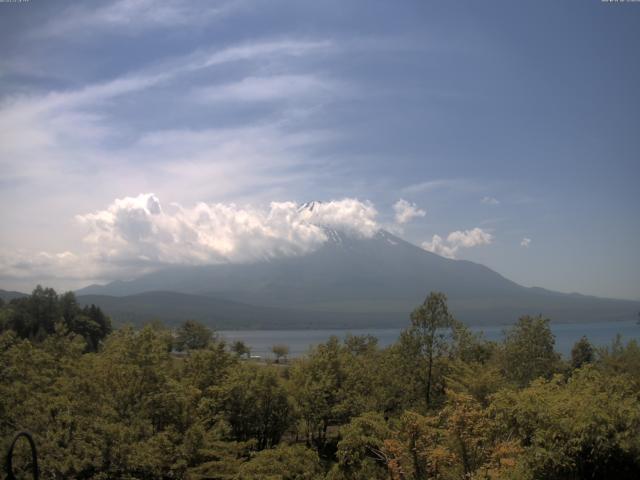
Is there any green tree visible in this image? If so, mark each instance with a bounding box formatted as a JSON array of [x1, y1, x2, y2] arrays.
[[596, 336, 640, 384], [204, 364, 291, 449], [174, 319, 213, 351], [500, 315, 561, 387], [330, 412, 391, 480], [571, 336, 594, 370], [289, 336, 346, 449], [1, 288, 111, 351], [344, 333, 378, 355], [236, 444, 324, 480], [180, 341, 235, 392], [3, 285, 59, 340], [399, 292, 456, 408], [446, 359, 507, 407], [490, 366, 640, 479], [231, 340, 251, 359], [272, 344, 290, 363]]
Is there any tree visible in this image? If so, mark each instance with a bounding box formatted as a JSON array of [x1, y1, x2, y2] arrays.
[[289, 336, 346, 450], [4, 285, 59, 340], [330, 412, 392, 480], [27, 285, 60, 339], [0, 288, 110, 351], [4, 286, 640, 480], [344, 334, 378, 355], [596, 336, 640, 383], [231, 340, 251, 359], [399, 292, 456, 407], [272, 344, 290, 363], [385, 411, 447, 479], [236, 444, 324, 480], [173, 320, 213, 351], [440, 392, 522, 479], [500, 315, 561, 387], [180, 341, 235, 392], [571, 336, 594, 370], [204, 364, 291, 449], [447, 359, 507, 407], [490, 367, 640, 479]]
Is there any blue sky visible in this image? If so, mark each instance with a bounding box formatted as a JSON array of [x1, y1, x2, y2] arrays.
[[0, 0, 638, 300]]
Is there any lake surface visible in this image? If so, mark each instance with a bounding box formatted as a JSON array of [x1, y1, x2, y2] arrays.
[[219, 320, 640, 359]]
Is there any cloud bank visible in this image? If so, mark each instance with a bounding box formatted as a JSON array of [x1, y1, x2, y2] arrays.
[[422, 227, 493, 259], [74, 194, 377, 267], [0, 192, 502, 289], [1, 195, 381, 286]]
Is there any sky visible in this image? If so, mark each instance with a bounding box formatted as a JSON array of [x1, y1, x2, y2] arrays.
[[0, 0, 639, 300]]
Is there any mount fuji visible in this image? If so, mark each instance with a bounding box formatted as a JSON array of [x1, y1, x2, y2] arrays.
[[76, 227, 640, 329]]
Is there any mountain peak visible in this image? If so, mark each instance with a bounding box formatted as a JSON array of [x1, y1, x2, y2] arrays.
[[298, 200, 323, 212]]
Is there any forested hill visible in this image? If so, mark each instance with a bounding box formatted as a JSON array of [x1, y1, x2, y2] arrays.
[[0, 289, 28, 302], [75, 291, 400, 329]]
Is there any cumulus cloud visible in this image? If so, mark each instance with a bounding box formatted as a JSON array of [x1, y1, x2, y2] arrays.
[[76, 194, 379, 267], [393, 199, 426, 224], [1, 195, 380, 287], [447, 228, 493, 248], [422, 227, 493, 259], [421, 235, 457, 259], [481, 196, 500, 205], [520, 237, 531, 247]]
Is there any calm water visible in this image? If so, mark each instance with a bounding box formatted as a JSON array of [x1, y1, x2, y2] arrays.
[[220, 320, 640, 359]]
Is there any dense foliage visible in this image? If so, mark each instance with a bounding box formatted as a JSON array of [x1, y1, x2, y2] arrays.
[[1, 288, 639, 479], [0, 286, 111, 351]]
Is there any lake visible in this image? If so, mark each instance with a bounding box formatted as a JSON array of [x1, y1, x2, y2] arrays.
[[219, 320, 640, 359]]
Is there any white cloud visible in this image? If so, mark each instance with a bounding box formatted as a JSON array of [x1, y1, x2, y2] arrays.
[[446, 228, 493, 248], [194, 40, 333, 70], [0, 37, 339, 227], [393, 199, 426, 224], [402, 178, 475, 195], [299, 200, 379, 237], [0, 39, 333, 165], [0, 195, 380, 286], [422, 227, 493, 259], [39, 0, 241, 36], [0, 35, 350, 290], [520, 237, 531, 248], [197, 74, 338, 103], [0, 250, 83, 280], [78, 194, 377, 263], [1, 194, 380, 285], [481, 196, 499, 205], [421, 234, 457, 259]]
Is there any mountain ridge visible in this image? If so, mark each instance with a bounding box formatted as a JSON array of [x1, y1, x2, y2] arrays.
[[73, 229, 640, 327], [75, 290, 408, 329], [0, 289, 30, 302]]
